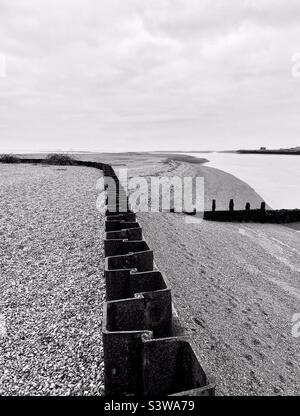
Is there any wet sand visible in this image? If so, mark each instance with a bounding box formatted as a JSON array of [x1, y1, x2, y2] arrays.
[[135, 159, 300, 396]]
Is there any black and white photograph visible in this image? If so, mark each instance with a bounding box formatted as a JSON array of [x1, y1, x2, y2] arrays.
[[0, 0, 299, 404]]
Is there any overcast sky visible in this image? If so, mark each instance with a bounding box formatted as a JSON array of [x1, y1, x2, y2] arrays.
[[0, 0, 300, 152]]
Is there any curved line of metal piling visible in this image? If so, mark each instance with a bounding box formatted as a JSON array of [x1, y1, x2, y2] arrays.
[[102, 166, 215, 397]]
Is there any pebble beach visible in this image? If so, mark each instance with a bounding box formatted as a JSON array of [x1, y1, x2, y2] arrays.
[[0, 164, 105, 395]]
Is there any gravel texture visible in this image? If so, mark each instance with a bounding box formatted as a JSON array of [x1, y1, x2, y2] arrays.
[[0, 164, 105, 395]]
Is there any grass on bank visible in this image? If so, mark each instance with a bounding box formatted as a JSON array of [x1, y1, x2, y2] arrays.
[[0, 154, 21, 163], [0, 153, 77, 166], [45, 154, 77, 166]]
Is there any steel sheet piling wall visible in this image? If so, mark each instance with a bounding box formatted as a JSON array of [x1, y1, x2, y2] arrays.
[[102, 168, 215, 397]]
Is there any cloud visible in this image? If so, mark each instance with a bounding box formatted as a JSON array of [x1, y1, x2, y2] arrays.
[[0, 0, 300, 151]]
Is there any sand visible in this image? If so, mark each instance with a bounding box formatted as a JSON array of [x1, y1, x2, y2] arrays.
[[138, 212, 300, 395]]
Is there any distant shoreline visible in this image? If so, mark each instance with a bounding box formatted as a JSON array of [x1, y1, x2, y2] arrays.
[[3, 149, 299, 156], [237, 149, 300, 155]]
